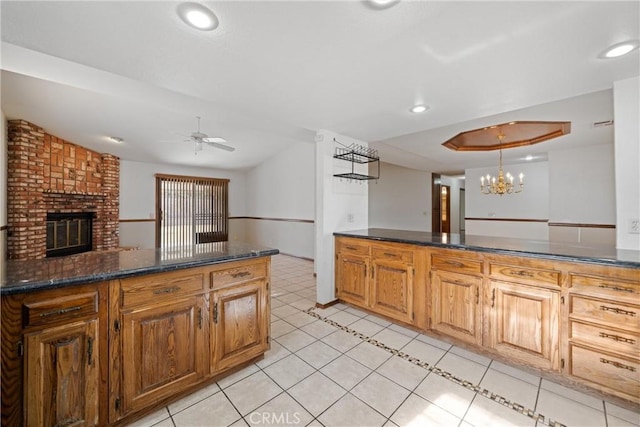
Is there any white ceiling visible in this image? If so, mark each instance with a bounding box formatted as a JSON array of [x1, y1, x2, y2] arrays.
[[1, 1, 638, 172]]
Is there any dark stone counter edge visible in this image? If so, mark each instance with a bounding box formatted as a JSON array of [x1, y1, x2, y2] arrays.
[[333, 232, 640, 269], [1, 249, 280, 296]]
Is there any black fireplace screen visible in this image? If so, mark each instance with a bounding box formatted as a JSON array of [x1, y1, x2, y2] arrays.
[[46, 212, 93, 257]]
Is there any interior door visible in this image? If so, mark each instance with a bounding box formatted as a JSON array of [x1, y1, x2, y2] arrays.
[[441, 185, 451, 233]]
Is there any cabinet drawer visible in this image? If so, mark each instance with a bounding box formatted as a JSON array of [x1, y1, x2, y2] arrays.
[[121, 272, 205, 308], [569, 344, 639, 398], [570, 295, 640, 330], [570, 274, 639, 298], [23, 292, 99, 328], [490, 263, 560, 288], [337, 240, 370, 256], [431, 255, 482, 275], [570, 321, 639, 356], [211, 261, 266, 289], [372, 247, 413, 264]]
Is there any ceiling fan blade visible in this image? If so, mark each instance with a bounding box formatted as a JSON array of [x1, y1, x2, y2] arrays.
[[202, 136, 227, 143], [204, 141, 235, 152]]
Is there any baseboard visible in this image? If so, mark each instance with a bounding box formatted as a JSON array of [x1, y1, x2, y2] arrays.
[[279, 252, 314, 262], [315, 299, 339, 309]]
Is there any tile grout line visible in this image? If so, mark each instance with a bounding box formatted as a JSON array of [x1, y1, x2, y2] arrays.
[[304, 307, 567, 427]]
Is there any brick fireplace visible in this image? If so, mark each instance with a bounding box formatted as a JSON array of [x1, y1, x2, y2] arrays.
[[7, 119, 120, 260]]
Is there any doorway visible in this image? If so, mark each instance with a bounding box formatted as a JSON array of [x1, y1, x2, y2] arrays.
[[441, 185, 451, 233], [459, 188, 466, 234]]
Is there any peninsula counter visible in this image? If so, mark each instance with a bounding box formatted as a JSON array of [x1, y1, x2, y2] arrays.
[[1, 242, 279, 426], [334, 229, 639, 407]]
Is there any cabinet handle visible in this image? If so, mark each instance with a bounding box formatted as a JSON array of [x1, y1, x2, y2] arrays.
[[153, 286, 180, 295], [345, 246, 357, 251], [213, 302, 219, 324], [509, 269, 534, 278], [231, 271, 251, 278], [87, 337, 94, 366], [599, 332, 636, 345], [452, 279, 471, 287], [599, 358, 636, 372], [383, 252, 397, 257], [198, 308, 203, 329], [600, 305, 636, 317], [598, 283, 634, 293], [475, 287, 479, 305], [39, 306, 82, 317], [491, 289, 496, 308], [444, 260, 464, 268]]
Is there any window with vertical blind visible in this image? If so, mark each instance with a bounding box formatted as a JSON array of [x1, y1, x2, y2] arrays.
[[155, 174, 229, 248]]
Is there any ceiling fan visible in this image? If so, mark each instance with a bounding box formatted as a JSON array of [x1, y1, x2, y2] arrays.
[[186, 116, 235, 153]]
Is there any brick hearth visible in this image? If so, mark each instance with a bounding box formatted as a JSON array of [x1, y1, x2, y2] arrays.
[[7, 119, 120, 260]]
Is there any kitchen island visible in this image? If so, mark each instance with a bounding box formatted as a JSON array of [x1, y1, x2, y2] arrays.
[[334, 229, 639, 407], [1, 242, 279, 426]]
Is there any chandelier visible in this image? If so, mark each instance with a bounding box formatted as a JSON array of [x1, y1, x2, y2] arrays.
[[480, 135, 524, 195]]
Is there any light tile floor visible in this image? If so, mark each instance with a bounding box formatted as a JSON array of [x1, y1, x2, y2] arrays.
[[128, 255, 640, 427]]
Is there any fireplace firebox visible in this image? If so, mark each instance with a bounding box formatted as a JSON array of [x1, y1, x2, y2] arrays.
[[46, 212, 94, 257]]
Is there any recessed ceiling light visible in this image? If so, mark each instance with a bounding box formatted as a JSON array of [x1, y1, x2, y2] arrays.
[[600, 40, 639, 58], [177, 2, 219, 31], [525, 155, 533, 161], [410, 104, 429, 113], [366, 0, 401, 9], [108, 136, 124, 144]]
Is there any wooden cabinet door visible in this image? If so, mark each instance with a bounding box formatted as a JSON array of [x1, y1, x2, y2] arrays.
[[371, 260, 414, 324], [24, 319, 99, 427], [335, 254, 369, 307], [211, 280, 269, 373], [430, 270, 482, 345], [121, 296, 207, 414], [489, 280, 560, 370]]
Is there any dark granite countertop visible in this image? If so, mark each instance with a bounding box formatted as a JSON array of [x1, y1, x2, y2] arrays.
[[334, 228, 640, 269], [1, 242, 279, 295]]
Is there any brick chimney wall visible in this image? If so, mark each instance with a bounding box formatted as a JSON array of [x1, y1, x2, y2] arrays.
[[7, 119, 120, 259]]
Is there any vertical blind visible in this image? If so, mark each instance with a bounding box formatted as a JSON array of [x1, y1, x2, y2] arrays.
[[155, 174, 229, 248]]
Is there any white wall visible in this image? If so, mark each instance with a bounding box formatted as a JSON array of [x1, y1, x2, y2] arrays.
[[548, 144, 616, 245], [315, 130, 369, 304], [549, 144, 615, 224], [465, 161, 549, 240], [369, 162, 431, 232], [119, 160, 247, 249], [244, 142, 315, 258], [613, 76, 640, 250]]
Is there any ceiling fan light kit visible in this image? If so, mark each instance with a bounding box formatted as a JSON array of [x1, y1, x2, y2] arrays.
[[186, 117, 235, 154]]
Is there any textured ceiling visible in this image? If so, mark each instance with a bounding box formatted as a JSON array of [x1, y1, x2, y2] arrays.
[[1, 1, 638, 171]]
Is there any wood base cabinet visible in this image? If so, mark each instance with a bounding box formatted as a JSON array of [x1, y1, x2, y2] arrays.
[[371, 251, 414, 324], [488, 280, 560, 370], [211, 279, 269, 373], [1, 284, 107, 427], [431, 270, 482, 345], [120, 296, 207, 414], [25, 318, 100, 427], [1, 256, 273, 426], [429, 253, 483, 346], [335, 238, 417, 325], [567, 271, 640, 403], [335, 239, 370, 307], [334, 236, 640, 406]]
